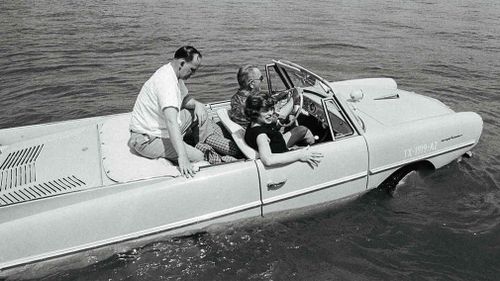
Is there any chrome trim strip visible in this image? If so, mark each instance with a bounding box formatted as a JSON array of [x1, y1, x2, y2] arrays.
[[0, 201, 262, 270], [96, 124, 105, 186], [369, 141, 475, 175], [262, 172, 367, 206]]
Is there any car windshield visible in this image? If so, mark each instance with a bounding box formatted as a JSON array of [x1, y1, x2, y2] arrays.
[[266, 60, 359, 140], [267, 60, 333, 97]]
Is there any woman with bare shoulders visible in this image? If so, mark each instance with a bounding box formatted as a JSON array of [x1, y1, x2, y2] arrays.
[[244, 93, 323, 167]]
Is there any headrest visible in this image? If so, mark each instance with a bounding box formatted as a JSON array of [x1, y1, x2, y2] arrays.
[[216, 108, 258, 159]]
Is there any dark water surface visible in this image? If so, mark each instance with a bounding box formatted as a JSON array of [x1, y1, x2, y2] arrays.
[[1, 0, 499, 280]]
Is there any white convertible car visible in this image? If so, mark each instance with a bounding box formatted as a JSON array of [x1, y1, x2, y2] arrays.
[[0, 60, 482, 269]]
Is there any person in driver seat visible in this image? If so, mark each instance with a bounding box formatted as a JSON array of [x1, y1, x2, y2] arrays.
[[228, 65, 263, 128], [209, 65, 315, 159], [244, 93, 323, 167], [230, 65, 315, 142]]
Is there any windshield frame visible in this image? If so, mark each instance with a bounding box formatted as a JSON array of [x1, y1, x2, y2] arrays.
[[266, 60, 364, 136]]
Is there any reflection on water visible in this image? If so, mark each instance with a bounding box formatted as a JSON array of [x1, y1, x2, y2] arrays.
[[1, 0, 499, 280]]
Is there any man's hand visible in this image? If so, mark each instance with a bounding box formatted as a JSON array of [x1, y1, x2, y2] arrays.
[[183, 96, 207, 124], [277, 115, 296, 128], [193, 101, 208, 124], [164, 107, 197, 178], [178, 154, 195, 178]]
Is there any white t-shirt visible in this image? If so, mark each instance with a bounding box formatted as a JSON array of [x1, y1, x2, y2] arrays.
[[130, 63, 188, 138]]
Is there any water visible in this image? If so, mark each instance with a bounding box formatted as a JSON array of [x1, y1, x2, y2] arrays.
[[1, 0, 499, 280]]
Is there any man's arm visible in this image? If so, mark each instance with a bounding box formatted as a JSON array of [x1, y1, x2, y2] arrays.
[[182, 95, 207, 124], [163, 107, 195, 178]]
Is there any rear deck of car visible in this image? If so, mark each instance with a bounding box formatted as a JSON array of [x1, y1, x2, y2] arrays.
[[0, 101, 234, 208]]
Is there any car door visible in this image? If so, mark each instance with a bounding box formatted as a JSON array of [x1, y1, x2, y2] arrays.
[[258, 97, 369, 215]]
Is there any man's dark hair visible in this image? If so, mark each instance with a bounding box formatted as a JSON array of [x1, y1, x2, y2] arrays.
[[174, 46, 202, 62]]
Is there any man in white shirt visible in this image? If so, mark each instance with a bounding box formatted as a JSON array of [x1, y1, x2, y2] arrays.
[[129, 46, 209, 178]]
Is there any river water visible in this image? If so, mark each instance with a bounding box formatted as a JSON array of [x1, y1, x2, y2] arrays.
[[1, 0, 499, 280]]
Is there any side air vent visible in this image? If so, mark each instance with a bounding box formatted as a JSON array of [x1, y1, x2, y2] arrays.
[[0, 145, 44, 191], [0, 175, 86, 207]]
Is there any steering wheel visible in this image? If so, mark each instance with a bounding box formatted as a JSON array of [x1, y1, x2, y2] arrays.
[[273, 87, 304, 127]]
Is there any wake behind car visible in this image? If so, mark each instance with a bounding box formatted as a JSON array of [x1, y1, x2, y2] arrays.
[[0, 60, 482, 270]]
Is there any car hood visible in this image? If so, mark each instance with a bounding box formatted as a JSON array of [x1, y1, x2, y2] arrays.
[[335, 87, 454, 126]]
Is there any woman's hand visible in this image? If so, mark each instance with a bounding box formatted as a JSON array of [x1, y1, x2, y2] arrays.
[[299, 146, 323, 168]]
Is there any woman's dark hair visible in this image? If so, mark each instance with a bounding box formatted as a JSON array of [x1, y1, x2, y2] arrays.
[[174, 46, 202, 62], [244, 93, 275, 122]]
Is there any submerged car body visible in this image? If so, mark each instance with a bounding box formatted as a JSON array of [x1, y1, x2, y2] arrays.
[[0, 60, 482, 269]]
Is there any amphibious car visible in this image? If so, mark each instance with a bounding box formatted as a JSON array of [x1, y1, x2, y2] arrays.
[[0, 60, 482, 269]]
